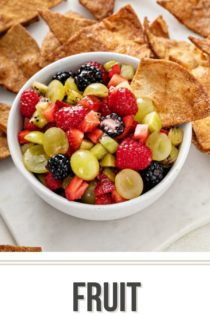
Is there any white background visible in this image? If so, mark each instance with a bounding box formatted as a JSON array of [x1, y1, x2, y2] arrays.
[[1, 254, 210, 314]]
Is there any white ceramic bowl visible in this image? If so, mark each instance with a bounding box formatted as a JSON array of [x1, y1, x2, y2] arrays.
[[8, 52, 192, 221]]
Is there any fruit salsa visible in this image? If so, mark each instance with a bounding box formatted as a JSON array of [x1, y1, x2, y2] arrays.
[[18, 60, 183, 205]]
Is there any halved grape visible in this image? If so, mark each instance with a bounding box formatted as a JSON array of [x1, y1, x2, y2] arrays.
[[23, 145, 48, 173], [168, 128, 183, 146], [46, 80, 65, 102], [121, 64, 135, 80], [115, 169, 143, 200], [162, 145, 179, 167], [66, 90, 83, 105], [143, 111, 162, 132], [146, 132, 172, 161], [24, 131, 44, 145], [65, 77, 80, 93], [135, 97, 156, 123], [43, 127, 69, 157], [70, 150, 99, 180], [84, 83, 109, 98], [21, 143, 34, 154]]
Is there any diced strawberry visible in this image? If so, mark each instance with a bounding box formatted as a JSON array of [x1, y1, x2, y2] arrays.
[[95, 174, 115, 196], [44, 173, 62, 191], [108, 64, 121, 78], [79, 96, 101, 112], [66, 128, 84, 150], [108, 74, 127, 88], [87, 128, 104, 144], [18, 130, 30, 144], [117, 115, 137, 140], [133, 124, 149, 143], [24, 118, 40, 131], [65, 176, 88, 201], [55, 100, 70, 109], [79, 110, 100, 133], [160, 129, 169, 135], [112, 189, 127, 203]]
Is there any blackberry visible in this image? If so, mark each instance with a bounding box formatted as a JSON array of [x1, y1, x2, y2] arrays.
[[141, 162, 165, 190], [52, 71, 72, 84], [100, 113, 124, 138], [46, 154, 70, 180], [74, 64, 103, 91]]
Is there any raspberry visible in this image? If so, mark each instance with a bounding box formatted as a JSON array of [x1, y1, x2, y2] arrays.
[[85, 61, 108, 84], [20, 89, 40, 118], [116, 138, 152, 171], [95, 194, 112, 205], [95, 174, 115, 196], [44, 172, 62, 191], [108, 88, 138, 117], [100, 97, 111, 116], [55, 106, 89, 131]]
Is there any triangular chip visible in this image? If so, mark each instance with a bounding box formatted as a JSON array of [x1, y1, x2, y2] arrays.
[[0, 103, 10, 133], [131, 59, 210, 127], [189, 36, 210, 56], [148, 15, 169, 38], [191, 66, 210, 152], [0, 0, 64, 33], [157, 0, 210, 37], [79, 0, 115, 20], [39, 10, 96, 44], [0, 132, 10, 160], [0, 24, 40, 93], [43, 5, 151, 66], [144, 18, 209, 70]]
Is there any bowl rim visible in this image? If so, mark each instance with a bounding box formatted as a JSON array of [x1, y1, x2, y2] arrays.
[[8, 52, 192, 216]]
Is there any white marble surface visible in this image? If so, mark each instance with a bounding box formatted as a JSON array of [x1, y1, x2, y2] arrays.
[[1, 0, 210, 251]]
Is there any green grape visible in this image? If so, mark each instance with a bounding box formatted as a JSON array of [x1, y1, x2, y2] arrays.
[[80, 139, 94, 150], [90, 143, 107, 160], [168, 128, 183, 146], [66, 90, 83, 105], [135, 97, 156, 123], [43, 127, 69, 157], [23, 145, 48, 174], [162, 145, 179, 167], [32, 81, 48, 95], [120, 64, 135, 80], [100, 153, 116, 167], [65, 77, 80, 93], [70, 150, 99, 181], [24, 131, 44, 145], [146, 132, 172, 161], [143, 111, 162, 132], [99, 135, 119, 154], [84, 83, 109, 98], [104, 60, 120, 71], [81, 181, 97, 204], [115, 169, 143, 200], [21, 143, 34, 154], [46, 80, 65, 102]]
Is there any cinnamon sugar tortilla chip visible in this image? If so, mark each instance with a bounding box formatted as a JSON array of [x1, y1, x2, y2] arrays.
[[0, 132, 10, 160], [0, 24, 40, 93], [79, 0, 115, 20], [144, 18, 209, 70], [40, 32, 61, 68], [39, 10, 96, 45], [131, 59, 210, 127], [43, 5, 151, 66], [0, 103, 10, 133], [148, 15, 169, 38], [0, 0, 64, 34], [157, 0, 210, 37], [189, 36, 210, 56], [191, 66, 210, 152]]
